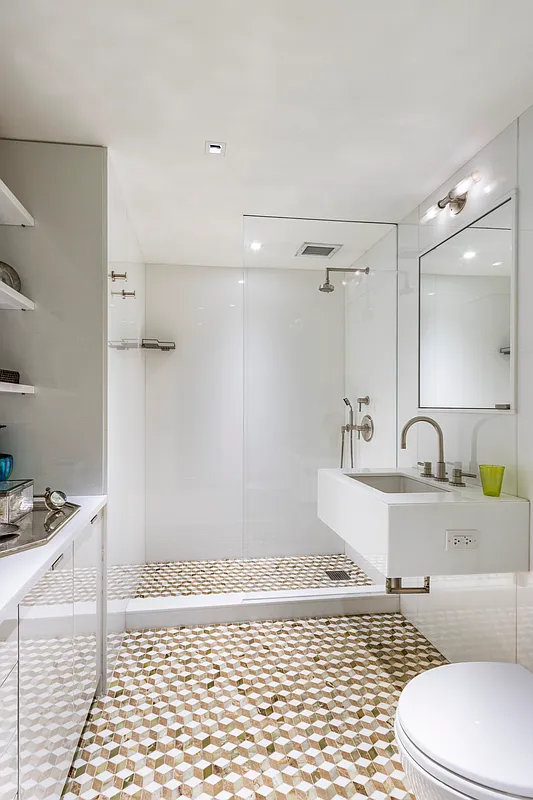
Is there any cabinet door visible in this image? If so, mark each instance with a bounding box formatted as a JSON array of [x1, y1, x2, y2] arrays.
[[73, 514, 102, 730], [0, 602, 18, 800], [19, 546, 75, 800]]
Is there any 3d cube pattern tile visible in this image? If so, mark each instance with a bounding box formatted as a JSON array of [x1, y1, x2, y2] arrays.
[[64, 613, 446, 800], [24, 555, 372, 606]]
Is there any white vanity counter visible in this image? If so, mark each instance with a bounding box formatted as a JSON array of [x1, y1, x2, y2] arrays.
[[318, 468, 529, 579], [0, 495, 106, 622]]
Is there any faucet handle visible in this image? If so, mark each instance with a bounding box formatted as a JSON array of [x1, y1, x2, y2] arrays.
[[417, 461, 434, 478], [449, 467, 477, 487], [357, 396, 370, 412]]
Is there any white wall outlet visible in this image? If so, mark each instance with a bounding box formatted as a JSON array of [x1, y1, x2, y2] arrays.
[[446, 530, 478, 550]]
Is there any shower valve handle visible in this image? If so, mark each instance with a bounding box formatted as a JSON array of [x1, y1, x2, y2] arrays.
[[357, 396, 370, 412]]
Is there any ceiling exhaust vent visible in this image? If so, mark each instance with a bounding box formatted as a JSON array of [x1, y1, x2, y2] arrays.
[[295, 242, 342, 258]]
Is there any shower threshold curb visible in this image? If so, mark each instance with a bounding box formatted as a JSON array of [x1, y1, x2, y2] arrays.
[[120, 585, 399, 629]]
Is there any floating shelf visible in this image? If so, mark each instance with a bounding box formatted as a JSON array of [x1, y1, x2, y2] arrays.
[[142, 338, 176, 352], [0, 282, 34, 311], [0, 382, 34, 395], [0, 179, 34, 226]]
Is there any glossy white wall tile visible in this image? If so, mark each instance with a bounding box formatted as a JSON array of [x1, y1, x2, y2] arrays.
[[244, 268, 345, 557], [516, 104, 533, 667], [398, 118, 522, 662], [107, 162, 146, 566], [346, 228, 397, 469], [400, 573, 518, 664], [145, 265, 245, 562]]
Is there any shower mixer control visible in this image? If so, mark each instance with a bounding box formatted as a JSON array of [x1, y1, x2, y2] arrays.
[[357, 396, 370, 412]]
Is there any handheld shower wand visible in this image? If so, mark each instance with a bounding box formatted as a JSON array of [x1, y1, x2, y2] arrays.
[[341, 398, 354, 468]]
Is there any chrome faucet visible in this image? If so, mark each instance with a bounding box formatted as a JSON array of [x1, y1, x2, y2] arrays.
[[400, 416, 448, 482]]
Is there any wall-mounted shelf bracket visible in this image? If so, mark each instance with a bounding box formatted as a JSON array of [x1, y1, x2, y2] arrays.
[[142, 338, 176, 352], [386, 577, 431, 595], [109, 271, 128, 282], [111, 290, 136, 299]]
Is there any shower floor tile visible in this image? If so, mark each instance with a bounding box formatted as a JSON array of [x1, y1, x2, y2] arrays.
[[24, 555, 373, 607], [134, 554, 373, 599], [64, 613, 445, 800]]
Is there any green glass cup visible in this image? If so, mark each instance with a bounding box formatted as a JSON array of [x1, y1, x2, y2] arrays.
[[479, 465, 505, 497]]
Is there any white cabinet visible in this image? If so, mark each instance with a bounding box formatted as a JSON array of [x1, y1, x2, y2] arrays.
[[18, 513, 103, 800], [0, 604, 18, 800], [19, 546, 75, 800], [73, 511, 102, 730]]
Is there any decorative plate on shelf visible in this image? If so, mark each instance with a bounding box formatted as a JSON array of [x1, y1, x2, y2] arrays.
[[0, 261, 21, 293]]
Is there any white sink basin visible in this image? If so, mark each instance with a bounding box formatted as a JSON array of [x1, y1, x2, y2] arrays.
[[348, 473, 448, 494], [317, 468, 529, 580]]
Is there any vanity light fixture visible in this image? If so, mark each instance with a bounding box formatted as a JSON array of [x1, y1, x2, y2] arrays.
[[250, 241, 262, 251], [421, 171, 482, 223]]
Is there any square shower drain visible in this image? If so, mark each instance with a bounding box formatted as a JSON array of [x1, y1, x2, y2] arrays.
[[325, 569, 351, 581]]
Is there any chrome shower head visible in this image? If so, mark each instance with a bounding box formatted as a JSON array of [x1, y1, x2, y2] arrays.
[[318, 279, 335, 293]]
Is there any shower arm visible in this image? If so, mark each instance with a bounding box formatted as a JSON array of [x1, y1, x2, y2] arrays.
[[325, 267, 370, 281]]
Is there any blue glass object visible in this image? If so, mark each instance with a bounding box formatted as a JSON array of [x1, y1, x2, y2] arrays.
[[0, 455, 13, 482]]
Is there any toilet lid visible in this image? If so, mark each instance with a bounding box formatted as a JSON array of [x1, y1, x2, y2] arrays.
[[396, 662, 533, 799]]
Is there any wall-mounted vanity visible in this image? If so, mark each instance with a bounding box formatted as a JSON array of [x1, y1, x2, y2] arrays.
[[318, 467, 529, 589]]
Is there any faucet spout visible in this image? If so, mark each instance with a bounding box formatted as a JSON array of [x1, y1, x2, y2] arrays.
[[400, 415, 448, 482]]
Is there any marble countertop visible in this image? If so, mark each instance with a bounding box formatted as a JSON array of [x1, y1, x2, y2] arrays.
[[0, 494, 106, 621]]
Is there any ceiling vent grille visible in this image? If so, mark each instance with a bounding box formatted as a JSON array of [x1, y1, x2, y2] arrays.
[[295, 242, 342, 258]]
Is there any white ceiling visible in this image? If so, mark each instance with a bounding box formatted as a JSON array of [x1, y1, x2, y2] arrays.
[[2, 0, 533, 267], [243, 217, 394, 270]]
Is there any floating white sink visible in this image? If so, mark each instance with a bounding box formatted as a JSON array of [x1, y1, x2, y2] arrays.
[[318, 468, 530, 580], [348, 473, 449, 494]]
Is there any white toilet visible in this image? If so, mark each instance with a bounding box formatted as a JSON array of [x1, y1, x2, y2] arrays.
[[395, 661, 533, 800]]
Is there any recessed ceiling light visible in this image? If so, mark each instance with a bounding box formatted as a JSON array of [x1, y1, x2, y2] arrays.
[[250, 241, 262, 251], [463, 251, 476, 260], [428, 292, 435, 296], [205, 141, 226, 156], [341, 280, 347, 286], [238, 279, 245, 284], [492, 261, 503, 266]]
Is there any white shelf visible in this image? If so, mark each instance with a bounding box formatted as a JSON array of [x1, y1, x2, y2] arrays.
[[0, 179, 34, 226], [0, 282, 34, 311], [0, 382, 34, 395]]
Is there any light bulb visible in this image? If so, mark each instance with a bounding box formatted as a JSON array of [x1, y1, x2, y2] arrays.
[[453, 171, 482, 197], [250, 241, 262, 251], [422, 205, 439, 223]]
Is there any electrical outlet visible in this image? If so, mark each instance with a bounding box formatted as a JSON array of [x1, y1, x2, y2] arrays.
[[446, 530, 478, 550]]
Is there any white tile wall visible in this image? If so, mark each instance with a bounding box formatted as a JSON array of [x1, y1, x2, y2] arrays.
[[145, 265, 245, 562], [107, 161, 146, 566], [397, 113, 533, 667], [243, 268, 345, 557], [145, 265, 345, 562], [346, 228, 397, 469]]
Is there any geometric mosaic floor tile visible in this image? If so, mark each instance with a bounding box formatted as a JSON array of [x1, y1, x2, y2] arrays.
[[26, 554, 373, 605], [64, 613, 446, 799]]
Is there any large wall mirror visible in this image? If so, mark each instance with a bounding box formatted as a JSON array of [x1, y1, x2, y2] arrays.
[[419, 197, 514, 410]]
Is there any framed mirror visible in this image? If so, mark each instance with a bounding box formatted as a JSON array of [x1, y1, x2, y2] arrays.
[[419, 197, 515, 411]]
